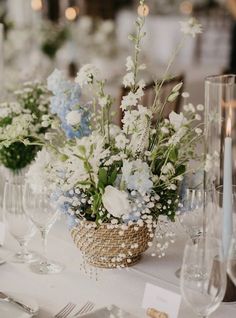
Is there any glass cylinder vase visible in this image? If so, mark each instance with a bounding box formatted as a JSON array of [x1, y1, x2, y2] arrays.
[[205, 74, 236, 302]]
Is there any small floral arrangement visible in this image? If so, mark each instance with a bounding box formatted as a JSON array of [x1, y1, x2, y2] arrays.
[[27, 1, 203, 226], [0, 81, 52, 170], [40, 22, 69, 59], [74, 16, 117, 60]]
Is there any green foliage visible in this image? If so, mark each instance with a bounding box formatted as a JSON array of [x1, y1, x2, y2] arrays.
[[41, 25, 69, 59], [0, 142, 40, 171]]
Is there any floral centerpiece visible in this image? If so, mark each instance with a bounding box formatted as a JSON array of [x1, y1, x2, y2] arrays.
[[40, 22, 69, 60], [0, 81, 52, 173], [24, 1, 203, 268]]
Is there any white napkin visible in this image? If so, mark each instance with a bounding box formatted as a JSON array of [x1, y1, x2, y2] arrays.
[[78, 305, 137, 318]]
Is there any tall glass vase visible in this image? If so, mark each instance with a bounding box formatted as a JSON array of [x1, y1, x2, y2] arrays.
[[205, 74, 236, 302]]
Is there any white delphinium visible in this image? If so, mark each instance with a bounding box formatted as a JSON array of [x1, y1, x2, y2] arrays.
[[180, 18, 202, 38], [66, 111, 82, 126], [126, 56, 134, 71], [123, 72, 135, 88], [121, 91, 138, 110], [115, 134, 129, 150], [75, 64, 100, 87]]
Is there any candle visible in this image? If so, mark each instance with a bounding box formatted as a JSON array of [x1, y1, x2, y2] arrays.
[[0, 23, 3, 97], [223, 117, 233, 257]]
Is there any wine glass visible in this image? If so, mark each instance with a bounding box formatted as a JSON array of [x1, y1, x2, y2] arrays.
[[180, 237, 227, 318], [227, 236, 236, 286], [23, 183, 64, 274], [3, 181, 37, 263], [175, 187, 204, 277], [178, 187, 204, 240]]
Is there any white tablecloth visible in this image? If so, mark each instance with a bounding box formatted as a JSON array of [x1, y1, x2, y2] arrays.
[[0, 218, 236, 318]]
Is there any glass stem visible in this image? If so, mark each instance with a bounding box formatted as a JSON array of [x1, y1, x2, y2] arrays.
[[40, 229, 49, 260], [19, 241, 28, 256]]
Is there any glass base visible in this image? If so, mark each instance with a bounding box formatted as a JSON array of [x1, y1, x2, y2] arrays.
[[29, 259, 64, 274], [11, 250, 38, 264]]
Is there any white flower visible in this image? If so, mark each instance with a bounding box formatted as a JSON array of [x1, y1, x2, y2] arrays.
[[188, 103, 195, 113], [121, 91, 138, 110], [169, 111, 187, 131], [115, 134, 129, 149], [182, 92, 190, 98], [161, 127, 169, 134], [126, 56, 134, 71], [122, 159, 153, 193], [161, 162, 175, 175], [195, 114, 201, 121], [79, 16, 93, 31], [197, 104, 204, 111], [195, 128, 202, 135], [168, 127, 187, 145], [180, 18, 202, 38], [99, 96, 109, 108], [75, 64, 100, 87], [26, 148, 53, 193], [102, 186, 131, 218], [138, 63, 146, 70], [100, 20, 114, 33], [123, 72, 135, 88], [66, 111, 82, 126]]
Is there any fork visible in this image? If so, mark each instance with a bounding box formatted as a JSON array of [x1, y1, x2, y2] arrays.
[[73, 301, 95, 317], [54, 302, 76, 318]]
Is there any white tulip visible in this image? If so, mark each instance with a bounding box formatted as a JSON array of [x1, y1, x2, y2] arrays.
[[102, 186, 131, 218], [66, 111, 82, 126]]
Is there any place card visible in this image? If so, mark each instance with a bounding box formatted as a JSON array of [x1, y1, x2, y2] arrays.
[[0, 222, 5, 246], [142, 283, 181, 318]]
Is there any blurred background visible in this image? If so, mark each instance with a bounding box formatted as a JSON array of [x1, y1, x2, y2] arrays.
[[0, 0, 234, 106]]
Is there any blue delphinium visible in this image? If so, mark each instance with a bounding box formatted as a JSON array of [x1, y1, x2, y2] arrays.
[[47, 69, 91, 139]]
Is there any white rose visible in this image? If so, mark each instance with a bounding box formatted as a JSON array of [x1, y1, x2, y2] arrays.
[[169, 111, 187, 131], [66, 111, 82, 126], [102, 186, 131, 218]]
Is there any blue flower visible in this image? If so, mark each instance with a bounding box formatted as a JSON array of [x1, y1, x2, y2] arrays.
[[47, 70, 91, 139]]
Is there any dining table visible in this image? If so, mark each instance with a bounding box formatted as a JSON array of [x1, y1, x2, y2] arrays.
[[0, 216, 236, 318]]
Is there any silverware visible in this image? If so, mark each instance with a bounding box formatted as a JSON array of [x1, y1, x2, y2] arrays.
[[74, 301, 94, 317], [54, 302, 76, 318], [0, 291, 37, 315]]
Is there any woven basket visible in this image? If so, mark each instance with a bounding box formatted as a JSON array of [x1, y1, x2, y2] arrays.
[[71, 221, 152, 268]]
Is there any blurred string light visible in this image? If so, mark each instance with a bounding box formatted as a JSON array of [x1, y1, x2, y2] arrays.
[[137, 4, 150, 17], [65, 6, 79, 21], [179, 1, 193, 15], [31, 0, 43, 11]]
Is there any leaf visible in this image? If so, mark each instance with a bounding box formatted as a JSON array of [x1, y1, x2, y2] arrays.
[[169, 148, 178, 162], [172, 82, 183, 93], [78, 145, 86, 154], [0, 116, 12, 127], [108, 167, 118, 185], [167, 92, 179, 102], [92, 192, 102, 214], [98, 168, 107, 189], [176, 165, 186, 175]]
